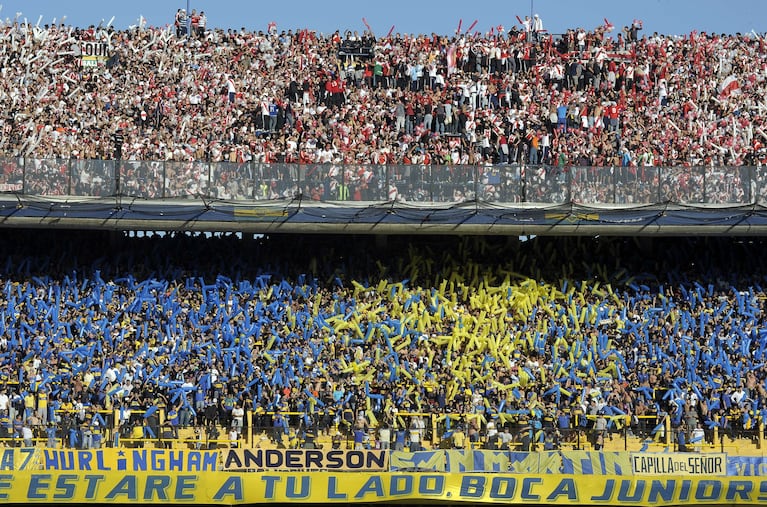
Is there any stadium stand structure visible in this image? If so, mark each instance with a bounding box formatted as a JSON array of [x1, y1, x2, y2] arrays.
[[0, 16, 764, 459], [0, 20, 765, 234]]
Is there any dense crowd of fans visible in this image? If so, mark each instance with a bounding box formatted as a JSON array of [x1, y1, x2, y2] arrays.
[[1, 15, 766, 173], [0, 231, 763, 450], [0, 13, 766, 450]]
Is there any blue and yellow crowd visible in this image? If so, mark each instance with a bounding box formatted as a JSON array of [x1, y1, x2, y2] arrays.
[[0, 231, 762, 450]]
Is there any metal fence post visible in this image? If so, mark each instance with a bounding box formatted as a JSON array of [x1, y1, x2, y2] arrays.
[[207, 161, 212, 197], [657, 167, 663, 202], [67, 158, 73, 195], [520, 164, 527, 202]]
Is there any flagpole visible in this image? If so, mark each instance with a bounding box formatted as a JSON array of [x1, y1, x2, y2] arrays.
[[186, 0, 191, 37]]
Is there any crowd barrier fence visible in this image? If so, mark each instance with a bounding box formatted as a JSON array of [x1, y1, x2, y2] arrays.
[[1, 158, 765, 205], [3, 409, 761, 453]]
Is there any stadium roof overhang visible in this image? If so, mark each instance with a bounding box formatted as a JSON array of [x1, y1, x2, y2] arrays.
[[0, 196, 765, 236]]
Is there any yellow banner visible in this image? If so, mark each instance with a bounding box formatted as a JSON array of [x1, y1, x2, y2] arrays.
[[630, 453, 727, 477], [0, 471, 764, 504], [221, 448, 388, 471], [0, 448, 41, 470]]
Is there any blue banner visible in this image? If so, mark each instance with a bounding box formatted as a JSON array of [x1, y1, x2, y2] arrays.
[[727, 457, 767, 476], [389, 451, 446, 472]]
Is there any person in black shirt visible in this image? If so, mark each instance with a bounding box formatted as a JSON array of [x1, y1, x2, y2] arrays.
[[112, 129, 124, 160]]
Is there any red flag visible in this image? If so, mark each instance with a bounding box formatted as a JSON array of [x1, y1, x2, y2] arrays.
[[386, 25, 395, 38], [719, 75, 740, 98], [515, 15, 524, 25], [456, 19, 462, 34], [466, 19, 478, 34], [603, 18, 614, 32]]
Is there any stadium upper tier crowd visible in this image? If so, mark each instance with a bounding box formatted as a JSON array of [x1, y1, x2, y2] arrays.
[[1, 15, 767, 170], [0, 231, 764, 448]]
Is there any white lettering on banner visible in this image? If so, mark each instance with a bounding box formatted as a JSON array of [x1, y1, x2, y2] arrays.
[[631, 453, 726, 476]]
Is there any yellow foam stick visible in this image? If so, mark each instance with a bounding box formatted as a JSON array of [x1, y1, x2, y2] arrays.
[[366, 409, 379, 428], [353, 361, 371, 374], [498, 413, 516, 425], [352, 280, 366, 296], [569, 303, 580, 332], [450, 368, 466, 382], [394, 337, 411, 352], [525, 330, 534, 349]]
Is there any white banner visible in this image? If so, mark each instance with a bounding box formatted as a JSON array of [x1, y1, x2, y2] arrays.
[[80, 41, 109, 67], [631, 453, 727, 476]]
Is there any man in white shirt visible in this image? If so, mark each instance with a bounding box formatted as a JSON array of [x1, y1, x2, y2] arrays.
[[0, 389, 9, 414], [22, 423, 34, 447], [409, 416, 425, 451], [532, 14, 544, 40], [731, 386, 747, 407], [378, 425, 391, 449], [231, 403, 244, 431], [691, 424, 706, 452]]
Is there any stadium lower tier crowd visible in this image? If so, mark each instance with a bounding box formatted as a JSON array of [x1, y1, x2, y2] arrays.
[[0, 231, 763, 451], [0, 17, 766, 174]]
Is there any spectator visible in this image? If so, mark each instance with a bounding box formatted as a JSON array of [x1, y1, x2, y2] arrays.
[[231, 403, 244, 432], [378, 424, 391, 450], [272, 410, 287, 446], [0, 226, 764, 451], [21, 422, 34, 448], [409, 415, 426, 451]]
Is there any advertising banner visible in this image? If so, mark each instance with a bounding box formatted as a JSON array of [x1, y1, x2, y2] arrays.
[[221, 448, 387, 472], [0, 471, 765, 505], [631, 453, 727, 477]]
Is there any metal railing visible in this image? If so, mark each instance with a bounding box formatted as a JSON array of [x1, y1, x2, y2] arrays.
[[1, 158, 765, 205], [3, 408, 763, 453]]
